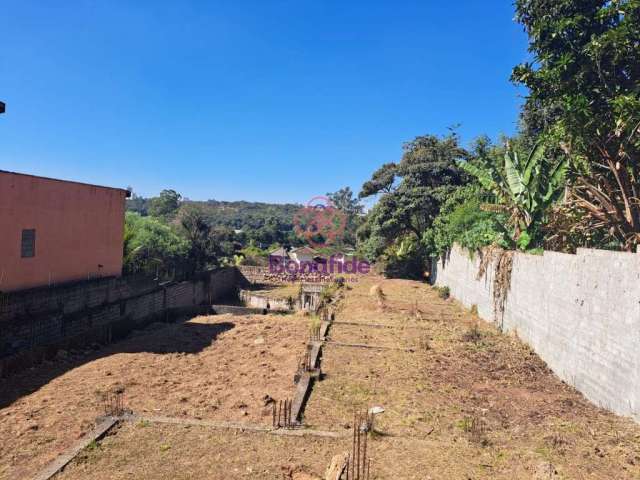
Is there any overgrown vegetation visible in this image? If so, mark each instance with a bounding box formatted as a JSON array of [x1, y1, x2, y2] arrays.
[[123, 3, 639, 282], [355, 0, 640, 279], [125, 186, 364, 275], [433, 285, 450, 300]]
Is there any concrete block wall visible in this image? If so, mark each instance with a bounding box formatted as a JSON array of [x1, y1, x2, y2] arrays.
[[209, 267, 238, 301], [0, 276, 157, 324], [236, 266, 270, 285], [0, 267, 240, 376], [433, 245, 640, 422], [238, 289, 295, 311]]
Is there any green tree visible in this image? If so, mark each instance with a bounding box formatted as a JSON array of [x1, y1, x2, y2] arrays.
[[358, 133, 468, 275], [178, 206, 219, 273], [149, 189, 182, 218], [512, 0, 640, 249], [123, 212, 189, 276], [425, 186, 508, 255], [360, 133, 468, 241], [327, 187, 364, 247]]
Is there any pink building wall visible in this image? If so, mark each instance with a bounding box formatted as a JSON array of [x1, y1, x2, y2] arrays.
[[0, 171, 128, 292]]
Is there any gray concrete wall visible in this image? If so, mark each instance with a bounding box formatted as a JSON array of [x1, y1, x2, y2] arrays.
[[238, 290, 295, 311], [433, 245, 640, 422]]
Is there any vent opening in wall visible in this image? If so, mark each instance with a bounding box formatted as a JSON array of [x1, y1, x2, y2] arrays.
[[21, 229, 36, 258]]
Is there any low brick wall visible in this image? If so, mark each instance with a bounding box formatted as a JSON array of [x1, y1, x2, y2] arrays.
[[0, 268, 238, 377], [433, 245, 640, 422]]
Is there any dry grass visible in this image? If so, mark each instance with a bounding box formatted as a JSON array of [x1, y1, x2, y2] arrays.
[[4, 273, 640, 479], [55, 421, 344, 480], [0, 312, 308, 480], [304, 274, 640, 479]]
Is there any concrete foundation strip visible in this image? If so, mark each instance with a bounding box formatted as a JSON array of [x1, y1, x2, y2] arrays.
[[291, 372, 313, 423], [325, 340, 414, 352], [33, 416, 119, 480], [125, 414, 345, 438], [290, 321, 332, 424], [332, 321, 425, 330]]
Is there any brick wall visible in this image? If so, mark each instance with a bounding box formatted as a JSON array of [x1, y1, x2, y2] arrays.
[[433, 245, 640, 422]]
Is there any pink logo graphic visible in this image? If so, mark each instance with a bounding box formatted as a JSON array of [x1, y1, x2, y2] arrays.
[[293, 196, 347, 248]]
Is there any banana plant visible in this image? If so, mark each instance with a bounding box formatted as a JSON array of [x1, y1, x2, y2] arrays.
[[460, 143, 567, 250]]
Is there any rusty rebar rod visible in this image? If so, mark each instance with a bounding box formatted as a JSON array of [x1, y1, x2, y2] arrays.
[[278, 400, 282, 427], [289, 399, 293, 427], [362, 415, 367, 480], [272, 402, 276, 427], [352, 412, 356, 480], [357, 412, 361, 479]]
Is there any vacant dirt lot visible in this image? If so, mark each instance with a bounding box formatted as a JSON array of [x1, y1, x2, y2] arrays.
[[3, 274, 640, 479], [0, 312, 307, 480], [55, 421, 345, 480], [305, 275, 640, 479]]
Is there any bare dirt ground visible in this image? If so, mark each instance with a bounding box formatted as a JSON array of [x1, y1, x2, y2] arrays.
[[0, 312, 307, 480], [3, 274, 640, 480], [305, 275, 640, 479], [55, 421, 346, 480]]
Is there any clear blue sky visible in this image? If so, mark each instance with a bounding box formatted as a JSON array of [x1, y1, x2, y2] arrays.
[[0, 1, 529, 204]]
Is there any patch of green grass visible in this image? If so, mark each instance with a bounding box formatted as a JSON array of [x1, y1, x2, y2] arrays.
[[86, 440, 99, 451], [457, 417, 473, 432], [534, 445, 553, 461], [433, 285, 450, 299]]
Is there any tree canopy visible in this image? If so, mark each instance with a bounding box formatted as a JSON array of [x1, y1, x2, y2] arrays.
[[513, 0, 640, 250]]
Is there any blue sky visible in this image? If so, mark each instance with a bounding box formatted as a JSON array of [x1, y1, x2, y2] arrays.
[[0, 1, 529, 204]]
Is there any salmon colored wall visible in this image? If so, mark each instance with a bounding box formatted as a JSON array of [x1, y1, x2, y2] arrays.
[[0, 171, 127, 292]]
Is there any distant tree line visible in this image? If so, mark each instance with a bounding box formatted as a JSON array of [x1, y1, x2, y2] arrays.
[[124, 188, 364, 276]]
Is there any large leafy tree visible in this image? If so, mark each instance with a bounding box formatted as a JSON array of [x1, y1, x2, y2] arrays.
[[327, 187, 364, 247], [358, 133, 468, 263], [178, 206, 220, 273], [512, 0, 640, 250], [148, 189, 182, 218]]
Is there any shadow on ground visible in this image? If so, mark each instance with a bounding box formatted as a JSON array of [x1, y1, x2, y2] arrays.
[[0, 318, 235, 410]]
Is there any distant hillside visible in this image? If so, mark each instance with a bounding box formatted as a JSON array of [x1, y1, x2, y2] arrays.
[[186, 199, 301, 231], [126, 194, 302, 248]]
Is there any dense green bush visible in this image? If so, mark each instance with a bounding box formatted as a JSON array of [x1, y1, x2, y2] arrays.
[[424, 187, 508, 255], [123, 212, 189, 276]]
